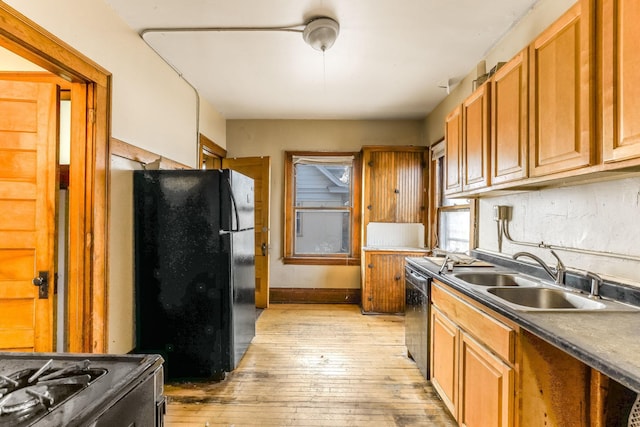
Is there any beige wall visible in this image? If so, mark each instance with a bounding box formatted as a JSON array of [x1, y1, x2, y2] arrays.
[[226, 120, 424, 289]]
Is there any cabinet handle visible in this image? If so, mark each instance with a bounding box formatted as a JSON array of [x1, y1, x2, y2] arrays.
[[395, 275, 401, 281], [367, 205, 372, 210], [368, 264, 374, 268], [394, 189, 400, 194]]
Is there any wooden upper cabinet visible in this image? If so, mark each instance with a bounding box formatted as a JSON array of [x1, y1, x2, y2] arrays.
[[445, 105, 463, 195], [601, 0, 640, 162], [462, 83, 491, 191], [529, 0, 594, 177], [362, 147, 426, 224], [492, 49, 529, 185]]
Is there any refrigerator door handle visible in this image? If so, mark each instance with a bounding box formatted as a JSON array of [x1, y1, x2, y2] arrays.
[[223, 177, 241, 232]]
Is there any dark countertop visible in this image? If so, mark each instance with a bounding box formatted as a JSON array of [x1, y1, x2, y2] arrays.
[[406, 255, 640, 394]]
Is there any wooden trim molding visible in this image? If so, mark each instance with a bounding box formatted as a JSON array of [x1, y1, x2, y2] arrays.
[[110, 137, 191, 170], [270, 288, 361, 305], [0, 71, 72, 89], [283, 151, 362, 264], [199, 134, 227, 158], [0, 3, 110, 353]]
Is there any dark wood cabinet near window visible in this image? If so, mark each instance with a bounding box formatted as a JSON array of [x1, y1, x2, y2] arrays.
[[361, 249, 427, 314], [361, 146, 428, 244]]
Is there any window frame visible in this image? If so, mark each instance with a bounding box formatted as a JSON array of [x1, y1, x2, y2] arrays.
[[284, 151, 362, 265], [428, 140, 476, 252]]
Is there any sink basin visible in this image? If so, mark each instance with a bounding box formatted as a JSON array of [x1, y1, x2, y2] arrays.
[[452, 272, 540, 287], [487, 287, 606, 310]]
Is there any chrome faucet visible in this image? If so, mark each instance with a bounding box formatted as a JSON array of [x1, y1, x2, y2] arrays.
[[513, 250, 566, 286], [574, 270, 603, 299]]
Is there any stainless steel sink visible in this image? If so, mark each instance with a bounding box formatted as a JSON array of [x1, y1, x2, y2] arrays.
[[452, 272, 540, 287], [451, 270, 639, 312], [487, 287, 605, 310]]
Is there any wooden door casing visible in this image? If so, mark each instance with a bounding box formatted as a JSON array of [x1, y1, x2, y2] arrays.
[[222, 156, 271, 308], [0, 80, 58, 351]]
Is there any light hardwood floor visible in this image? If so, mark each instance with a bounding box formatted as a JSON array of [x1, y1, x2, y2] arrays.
[[164, 304, 456, 426]]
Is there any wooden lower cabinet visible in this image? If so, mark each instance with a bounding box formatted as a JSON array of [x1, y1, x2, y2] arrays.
[[430, 280, 635, 427], [361, 250, 426, 314], [430, 306, 459, 416], [430, 281, 515, 426], [459, 332, 514, 427]]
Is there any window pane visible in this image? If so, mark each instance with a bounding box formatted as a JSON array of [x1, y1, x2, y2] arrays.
[[438, 209, 470, 252], [295, 164, 352, 208], [294, 210, 351, 255]]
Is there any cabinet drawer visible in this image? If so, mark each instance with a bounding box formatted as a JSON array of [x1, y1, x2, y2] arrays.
[[432, 281, 515, 363]]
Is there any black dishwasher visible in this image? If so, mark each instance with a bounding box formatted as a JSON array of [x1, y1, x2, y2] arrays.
[[405, 262, 431, 379]]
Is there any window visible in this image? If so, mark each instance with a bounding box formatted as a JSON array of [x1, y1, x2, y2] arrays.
[[284, 152, 361, 265], [429, 141, 473, 253]]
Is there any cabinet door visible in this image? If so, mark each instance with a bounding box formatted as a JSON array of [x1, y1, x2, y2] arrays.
[[459, 332, 514, 427], [394, 150, 425, 223], [462, 83, 490, 191], [362, 253, 405, 313], [430, 306, 459, 419], [601, 0, 640, 162], [529, 1, 593, 177], [365, 150, 396, 222], [364, 150, 425, 223], [492, 49, 529, 185], [445, 105, 463, 195]]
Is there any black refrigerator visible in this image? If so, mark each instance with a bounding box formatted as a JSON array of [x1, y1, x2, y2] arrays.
[[133, 169, 255, 381]]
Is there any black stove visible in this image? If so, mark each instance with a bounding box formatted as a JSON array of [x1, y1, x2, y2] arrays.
[[0, 352, 165, 427]]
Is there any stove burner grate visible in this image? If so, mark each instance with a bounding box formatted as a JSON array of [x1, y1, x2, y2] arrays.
[[0, 359, 106, 426]]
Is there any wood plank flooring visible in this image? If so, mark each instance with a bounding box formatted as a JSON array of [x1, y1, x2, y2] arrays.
[[164, 304, 456, 426]]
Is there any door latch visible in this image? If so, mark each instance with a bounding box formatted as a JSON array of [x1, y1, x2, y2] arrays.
[[32, 271, 49, 299]]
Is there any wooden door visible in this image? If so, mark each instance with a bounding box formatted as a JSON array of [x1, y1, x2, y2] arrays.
[[459, 332, 514, 427], [430, 306, 459, 419], [529, 0, 593, 177], [462, 83, 490, 191], [601, 0, 640, 162], [445, 105, 463, 195], [492, 49, 529, 185], [0, 80, 58, 351], [222, 157, 271, 308]]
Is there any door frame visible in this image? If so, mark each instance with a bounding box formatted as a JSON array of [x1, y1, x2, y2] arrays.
[[0, 3, 110, 352]]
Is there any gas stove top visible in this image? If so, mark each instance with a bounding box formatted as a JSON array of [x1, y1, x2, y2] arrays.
[[0, 352, 164, 427]]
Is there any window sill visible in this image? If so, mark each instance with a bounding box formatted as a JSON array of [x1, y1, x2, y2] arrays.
[[283, 256, 361, 266]]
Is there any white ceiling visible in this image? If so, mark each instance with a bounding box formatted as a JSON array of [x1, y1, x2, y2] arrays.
[[104, 0, 539, 120]]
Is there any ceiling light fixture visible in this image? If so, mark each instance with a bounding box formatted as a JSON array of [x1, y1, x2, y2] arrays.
[[139, 15, 340, 53], [302, 18, 340, 52]]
